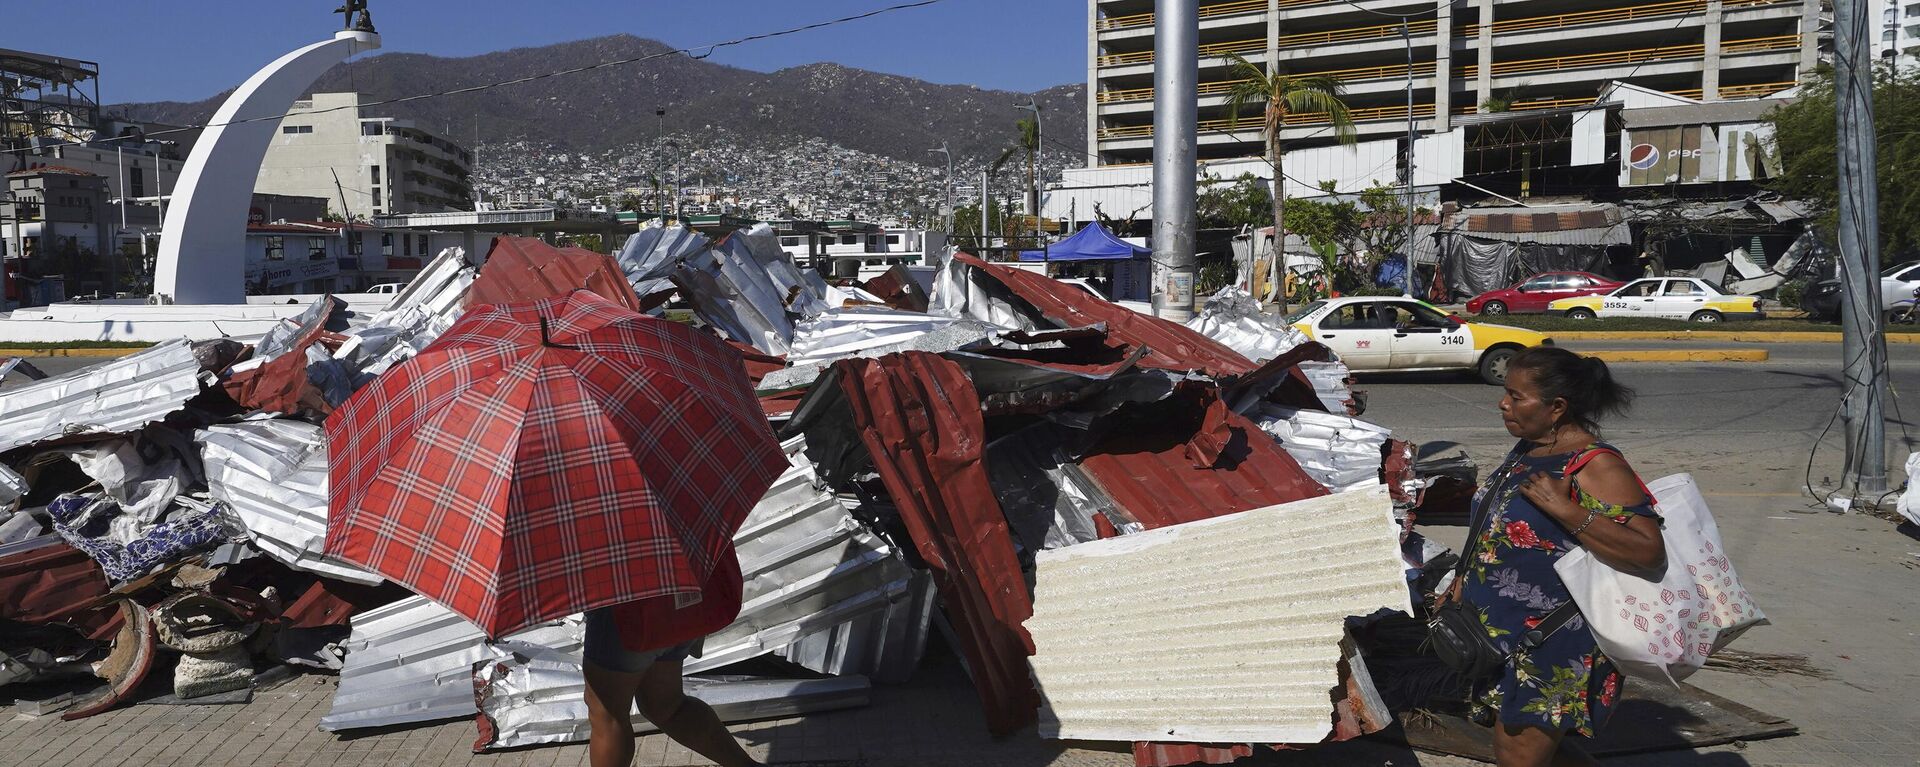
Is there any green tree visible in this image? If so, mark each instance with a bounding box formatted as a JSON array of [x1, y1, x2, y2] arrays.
[[952, 199, 1005, 254], [1766, 64, 1920, 261], [1197, 173, 1273, 229], [1222, 54, 1359, 313], [993, 117, 1042, 241]]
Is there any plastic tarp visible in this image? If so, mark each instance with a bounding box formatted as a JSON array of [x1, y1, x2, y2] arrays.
[[1438, 239, 1610, 301], [1017, 222, 1150, 262]]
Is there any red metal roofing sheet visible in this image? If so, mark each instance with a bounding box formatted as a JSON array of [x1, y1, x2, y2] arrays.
[[950, 253, 1257, 378], [0, 541, 115, 635], [832, 352, 1038, 736], [1077, 389, 1330, 530], [465, 236, 642, 312]]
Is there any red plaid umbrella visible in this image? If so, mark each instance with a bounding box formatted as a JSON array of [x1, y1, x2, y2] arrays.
[[324, 291, 786, 638]]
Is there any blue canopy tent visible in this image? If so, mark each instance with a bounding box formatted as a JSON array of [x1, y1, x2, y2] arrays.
[[1016, 222, 1152, 302], [1018, 222, 1150, 262]]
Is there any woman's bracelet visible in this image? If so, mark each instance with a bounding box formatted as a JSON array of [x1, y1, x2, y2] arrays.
[[1568, 508, 1600, 537]]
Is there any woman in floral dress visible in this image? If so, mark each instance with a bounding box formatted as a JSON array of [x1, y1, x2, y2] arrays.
[[1444, 347, 1668, 767]]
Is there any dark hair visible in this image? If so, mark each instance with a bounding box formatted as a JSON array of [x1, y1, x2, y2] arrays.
[[1508, 346, 1633, 435]]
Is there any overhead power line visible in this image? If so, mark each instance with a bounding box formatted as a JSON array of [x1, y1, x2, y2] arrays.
[[3, 0, 943, 157]]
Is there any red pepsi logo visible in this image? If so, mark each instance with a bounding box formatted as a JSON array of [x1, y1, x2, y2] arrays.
[[1628, 143, 1661, 170]]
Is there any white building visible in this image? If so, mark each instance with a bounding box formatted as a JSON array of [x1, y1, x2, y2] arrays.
[[1877, 0, 1920, 65], [256, 92, 473, 220]]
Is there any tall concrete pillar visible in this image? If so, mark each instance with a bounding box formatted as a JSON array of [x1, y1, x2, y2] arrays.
[[1435, 0, 1453, 130], [1475, 0, 1494, 111], [1703, 0, 1725, 100], [1151, 0, 1198, 322], [1800, 0, 1823, 74]]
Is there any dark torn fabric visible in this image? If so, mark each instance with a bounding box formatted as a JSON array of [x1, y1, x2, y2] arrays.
[[48, 495, 239, 582]]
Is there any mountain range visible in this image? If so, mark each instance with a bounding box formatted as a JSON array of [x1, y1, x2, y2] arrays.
[[113, 34, 1087, 168]]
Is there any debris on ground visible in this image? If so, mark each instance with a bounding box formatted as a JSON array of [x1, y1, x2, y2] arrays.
[[0, 228, 1791, 763]]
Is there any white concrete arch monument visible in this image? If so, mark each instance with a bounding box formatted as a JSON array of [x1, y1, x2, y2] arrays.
[[152, 20, 379, 304]]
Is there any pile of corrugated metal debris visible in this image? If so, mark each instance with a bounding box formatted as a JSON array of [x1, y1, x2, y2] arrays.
[[0, 225, 1473, 762]]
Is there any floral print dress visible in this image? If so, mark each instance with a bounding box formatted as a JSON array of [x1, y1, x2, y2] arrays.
[[1460, 441, 1658, 736]]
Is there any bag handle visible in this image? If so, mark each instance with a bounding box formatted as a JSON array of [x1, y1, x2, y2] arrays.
[[1563, 445, 1654, 503]]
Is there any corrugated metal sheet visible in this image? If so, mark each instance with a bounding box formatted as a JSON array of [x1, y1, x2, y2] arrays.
[[1078, 391, 1330, 530], [319, 595, 490, 731], [1026, 485, 1411, 743], [0, 339, 206, 454], [780, 308, 978, 370], [615, 225, 712, 301], [465, 236, 643, 312], [669, 225, 832, 356], [337, 247, 476, 380], [684, 436, 917, 674], [1252, 405, 1391, 493], [0, 539, 114, 634], [197, 418, 382, 585], [474, 616, 871, 751], [818, 352, 1039, 736], [1185, 288, 1310, 363], [938, 253, 1256, 378]]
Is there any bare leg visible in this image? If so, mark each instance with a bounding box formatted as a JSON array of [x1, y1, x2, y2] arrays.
[[583, 661, 644, 767], [1493, 720, 1598, 767], [635, 655, 761, 767]]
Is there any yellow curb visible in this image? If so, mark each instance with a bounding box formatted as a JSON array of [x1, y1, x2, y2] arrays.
[[0, 347, 148, 358], [1551, 330, 1920, 343], [1583, 349, 1770, 363]]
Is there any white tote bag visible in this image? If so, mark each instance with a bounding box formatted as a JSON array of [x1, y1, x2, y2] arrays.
[[1553, 472, 1766, 686]]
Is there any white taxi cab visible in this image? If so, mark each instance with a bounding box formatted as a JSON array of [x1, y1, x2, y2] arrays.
[[1288, 296, 1553, 384], [1547, 277, 1764, 322]]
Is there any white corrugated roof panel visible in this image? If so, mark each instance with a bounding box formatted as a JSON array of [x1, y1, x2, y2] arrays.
[[1026, 485, 1410, 743]]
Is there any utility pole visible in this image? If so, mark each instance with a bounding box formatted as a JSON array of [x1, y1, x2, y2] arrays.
[[1151, 0, 1198, 321], [980, 168, 990, 252], [1834, 0, 1889, 496], [928, 142, 953, 234], [1402, 22, 1417, 299]]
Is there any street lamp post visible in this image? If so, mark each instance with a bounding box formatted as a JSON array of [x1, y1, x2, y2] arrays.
[[1015, 99, 1043, 250], [927, 143, 953, 235], [655, 107, 668, 227]]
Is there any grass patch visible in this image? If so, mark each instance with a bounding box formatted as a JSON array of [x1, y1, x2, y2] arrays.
[[1470, 315, 1912, 333], [0, 340, 157, 351]]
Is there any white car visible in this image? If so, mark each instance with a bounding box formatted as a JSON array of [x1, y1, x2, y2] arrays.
[[366, 282, 405, 295], [1288, 296, 1552, 384], [1547, 277, 1764, 322], [1882, 261, 1920, 309]]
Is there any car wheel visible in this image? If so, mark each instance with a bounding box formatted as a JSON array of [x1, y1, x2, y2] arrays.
[[1481, 300, 1508, 316], [1479, 346, 1519, 385], [1689, 310, 1723, 324], [1566, 308, 1596, 321]]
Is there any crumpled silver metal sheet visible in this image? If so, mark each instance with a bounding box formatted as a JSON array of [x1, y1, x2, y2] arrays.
[[0, 339, 207, 454], [319, 595, 492, 731], [1297, 359, 1355, 414], [335, 247, 476, 382], [38, 436, 193, 544], [761, 310, 992, 390], [927, 255, 1046, 331], [686, 436, 915, 674], [0, 464, 26, 512], [616, 226, 710, 299], [476, 619, 871, 751], [1184, 287, 1310, 363], [196, 418, 382, 585], [1252, 404, 1391, 492], [671, 225, 829, 355]]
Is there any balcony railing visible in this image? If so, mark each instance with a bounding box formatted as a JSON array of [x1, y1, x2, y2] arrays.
[[1455, 34, 1798, 78], [1099, 18, 1437, 67], [1099, 0, 1272, 30], [1457, 0, 1786, 37], [1098, 103, 1436, 140], [1097, 62, 1438, 103]]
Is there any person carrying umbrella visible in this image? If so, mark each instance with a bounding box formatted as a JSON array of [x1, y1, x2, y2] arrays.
[[327, 291, 789, 767]]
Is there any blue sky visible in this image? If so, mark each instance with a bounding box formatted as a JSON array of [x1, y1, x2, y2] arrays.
[[13, 1, 1087, 104]]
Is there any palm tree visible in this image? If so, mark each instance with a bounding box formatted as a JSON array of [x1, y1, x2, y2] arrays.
[[992, 117, 1042, 247], [1222, 54, 1358, 313]]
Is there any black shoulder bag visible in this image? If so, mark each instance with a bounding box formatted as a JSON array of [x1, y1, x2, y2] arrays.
[[1426, 448, 1579, 682]]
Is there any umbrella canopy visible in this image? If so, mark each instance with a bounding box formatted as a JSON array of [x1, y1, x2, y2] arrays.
[[324, 291, 786, 637]]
